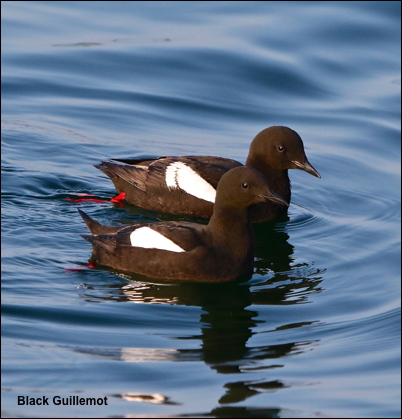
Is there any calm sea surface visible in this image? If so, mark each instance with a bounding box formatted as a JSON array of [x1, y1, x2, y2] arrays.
[[2, 1, 400, 417]]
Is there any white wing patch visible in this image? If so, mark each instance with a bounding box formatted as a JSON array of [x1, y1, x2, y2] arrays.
[[130, 227, 185, 253], [165, 161, 216, 203]]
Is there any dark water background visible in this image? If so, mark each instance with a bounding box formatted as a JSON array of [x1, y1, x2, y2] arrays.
[[2, 1, 400, 417]]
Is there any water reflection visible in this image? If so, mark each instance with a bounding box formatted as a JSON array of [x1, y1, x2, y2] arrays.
[[77, 222, 324, 412], [197, 406, 282, 418]]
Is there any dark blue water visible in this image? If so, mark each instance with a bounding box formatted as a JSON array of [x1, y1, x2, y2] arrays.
[[2, 1, 400, 417]]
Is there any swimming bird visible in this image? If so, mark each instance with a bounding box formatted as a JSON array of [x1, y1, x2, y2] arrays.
[[79, 166, 288, 282], [95, 126, 320, 222]]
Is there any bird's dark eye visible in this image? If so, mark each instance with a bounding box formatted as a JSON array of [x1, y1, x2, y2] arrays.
[[277, 145, 284, 152], [242, 183, 249, 189]]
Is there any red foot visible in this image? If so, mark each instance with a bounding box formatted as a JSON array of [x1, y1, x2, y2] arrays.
[[64, 262, 97, 272], [66, 193, 126, 205], [110, 192, 126, 203]]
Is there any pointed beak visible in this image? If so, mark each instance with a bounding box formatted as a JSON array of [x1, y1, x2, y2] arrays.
[[291, 159, 321, 178], [259, 191, 289, 207]]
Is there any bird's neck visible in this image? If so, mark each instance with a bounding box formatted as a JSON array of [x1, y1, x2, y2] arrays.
[[207, 204, 254, 266], [245, 157, 291, 203]]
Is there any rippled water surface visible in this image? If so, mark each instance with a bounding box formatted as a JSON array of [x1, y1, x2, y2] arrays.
[[2, 1, 400, 418]]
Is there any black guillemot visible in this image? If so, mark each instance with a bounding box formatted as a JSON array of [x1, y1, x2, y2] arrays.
[[79, 166, 288, 282], [95, 126, 320, 222]]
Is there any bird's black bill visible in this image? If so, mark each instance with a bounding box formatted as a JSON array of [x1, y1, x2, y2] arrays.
[[291, 159, 321, 178], [259, 192, 289, 207]]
